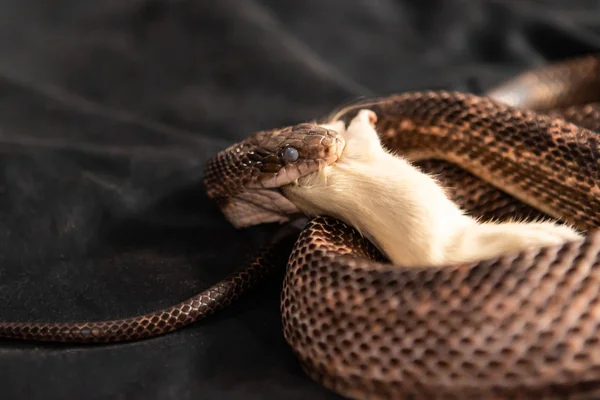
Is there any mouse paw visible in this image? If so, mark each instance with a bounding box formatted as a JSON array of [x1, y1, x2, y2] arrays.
[[345, 109, 380, 140], [355, 109, 377, 127]]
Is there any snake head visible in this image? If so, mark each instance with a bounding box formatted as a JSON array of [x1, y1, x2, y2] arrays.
[[204, 123, 345, 228]]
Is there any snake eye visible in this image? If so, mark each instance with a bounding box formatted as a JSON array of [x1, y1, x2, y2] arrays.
[[282, 146, 299, 162]]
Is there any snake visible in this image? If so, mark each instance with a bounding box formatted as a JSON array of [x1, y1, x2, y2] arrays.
[[2, 54, 600, 399]]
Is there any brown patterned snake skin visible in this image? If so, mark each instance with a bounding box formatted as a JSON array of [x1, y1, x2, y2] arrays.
[[4, 54, 600, 399]]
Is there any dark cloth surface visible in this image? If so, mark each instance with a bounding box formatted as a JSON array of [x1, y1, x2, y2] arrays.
[[0, 1, 599, 399]]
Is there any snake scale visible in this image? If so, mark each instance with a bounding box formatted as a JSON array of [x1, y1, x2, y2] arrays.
[[3, 54, 600, 399]]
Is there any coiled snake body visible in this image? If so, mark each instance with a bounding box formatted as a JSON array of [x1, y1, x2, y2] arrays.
[[3, 55, 600, 399]]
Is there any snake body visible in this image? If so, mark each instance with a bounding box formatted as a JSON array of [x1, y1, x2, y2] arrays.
[[2, 54, 600, 398]]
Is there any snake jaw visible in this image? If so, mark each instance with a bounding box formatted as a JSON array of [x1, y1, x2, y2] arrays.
[[221, 188, 301, 228]]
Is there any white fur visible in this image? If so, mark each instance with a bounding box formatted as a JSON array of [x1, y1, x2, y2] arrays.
[[284, 110, 582, 267]]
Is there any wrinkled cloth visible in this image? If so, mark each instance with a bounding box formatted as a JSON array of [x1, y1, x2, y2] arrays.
[[1, 1, 599, 399]]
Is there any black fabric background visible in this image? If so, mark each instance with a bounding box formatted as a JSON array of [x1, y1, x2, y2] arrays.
[[1, 1, 599, 399]]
